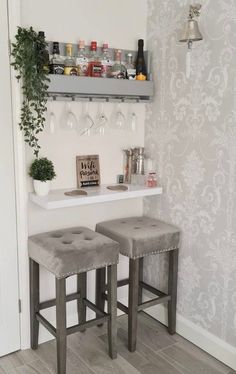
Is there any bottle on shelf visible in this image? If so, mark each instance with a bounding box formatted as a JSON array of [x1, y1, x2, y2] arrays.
[[111, 49, 126, 79], [76, 40, 89, 76], [135, 39, 147, 81], [38, 31, 49, 74], [88, 41, 102, 77], [100, 43, 113, 78], [146, 172, 157, 187], [49, 42, 65, 75], [64, 43, 78, 76], [125, 53, 136, 80]]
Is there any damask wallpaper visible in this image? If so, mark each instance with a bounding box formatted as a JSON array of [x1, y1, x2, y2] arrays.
[[144, 0, 236, 348]]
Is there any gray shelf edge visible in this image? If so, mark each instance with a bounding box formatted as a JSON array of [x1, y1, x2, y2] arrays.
[[47, 75, 154, 101]]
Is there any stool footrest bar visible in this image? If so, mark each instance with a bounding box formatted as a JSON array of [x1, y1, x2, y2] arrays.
[[103, 292, 129, 314], [84, 298, 108, 317], [140, 281, 167, 298], [137, 295, 171, 311], [67, 315, 109, 335], [36, 313, 57, 337], [39, 292, 81, 310], [105, 278, 129, 291]]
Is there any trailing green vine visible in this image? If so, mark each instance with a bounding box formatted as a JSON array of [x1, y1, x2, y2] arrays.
[[11, 27, 50, 157]]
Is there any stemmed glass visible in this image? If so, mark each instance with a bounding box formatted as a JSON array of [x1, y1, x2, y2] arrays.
[[93, 102, 108, 135], [65, 101, 78, 130], [111, 103, 126, 130], [79, 101, 94, 136], [46, 98, 56, 134], [127, 104, 137, 132]]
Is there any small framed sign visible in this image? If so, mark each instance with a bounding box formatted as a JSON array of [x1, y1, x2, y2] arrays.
[[76, 155, 100, 188]]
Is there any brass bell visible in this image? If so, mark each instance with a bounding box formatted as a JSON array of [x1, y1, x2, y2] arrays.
[[179, 18, 203, 42]]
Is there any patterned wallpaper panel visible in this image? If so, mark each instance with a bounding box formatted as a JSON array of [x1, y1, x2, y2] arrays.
[[144, 0, 236, 347]]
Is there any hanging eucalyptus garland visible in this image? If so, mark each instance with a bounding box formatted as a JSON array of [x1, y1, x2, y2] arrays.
[[11, 27, 49, 156]]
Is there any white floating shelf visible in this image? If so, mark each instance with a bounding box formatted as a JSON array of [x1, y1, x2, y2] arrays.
[[29, 184, 162, 210]]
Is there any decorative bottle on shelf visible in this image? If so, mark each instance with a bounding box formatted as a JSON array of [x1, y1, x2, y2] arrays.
[[88, 41, 102, 77], [64, 43, 78, 76], [100, 43, 113, 78], [76, 40, 89, 76], [125, 53, 136, 80], [49, 42, 64, 75], [38, 31, 49, 74], [111, 49, 126, 79], [135, 39, 147, 81]]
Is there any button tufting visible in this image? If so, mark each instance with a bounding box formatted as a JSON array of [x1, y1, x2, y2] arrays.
[[151, 224, 157, 227], [134, 227, 141, 229], [121, 221, 127, 224], [84, 237, 93, 241], [72, 231, 83, 234], [62, 240, 73, 245], [51, 233, 63, 238]]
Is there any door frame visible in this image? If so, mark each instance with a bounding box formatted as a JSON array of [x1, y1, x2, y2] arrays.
[[7, 0, 30, 350]]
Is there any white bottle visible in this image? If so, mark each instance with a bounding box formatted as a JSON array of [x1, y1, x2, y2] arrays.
[[100, 43, 113, 78], [76, 40, 89, 76]]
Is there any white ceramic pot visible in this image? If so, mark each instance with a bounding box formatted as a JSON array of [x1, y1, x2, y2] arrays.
[[33, 180, 50, 196]]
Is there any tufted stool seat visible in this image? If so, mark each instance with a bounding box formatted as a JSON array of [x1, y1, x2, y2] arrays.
[[96, 217, 180, 352], [29, 227, 119, 374], [96, 216, 180, 259], [29, 227, 119, 278]]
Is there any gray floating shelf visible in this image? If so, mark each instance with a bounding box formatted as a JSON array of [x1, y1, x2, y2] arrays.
[[47, 75, 154, 102]]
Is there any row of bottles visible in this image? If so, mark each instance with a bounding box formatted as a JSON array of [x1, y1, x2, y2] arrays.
[[39, 32, 147, 80]]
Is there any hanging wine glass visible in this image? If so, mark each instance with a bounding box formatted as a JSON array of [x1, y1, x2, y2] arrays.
[[93, 102, 108, 135], [127, 104, 137, 132], [46, 98, 56, 134], [111, 103, 126, 130], [79, 101, 94, 136], [65, 101, 78, 130]]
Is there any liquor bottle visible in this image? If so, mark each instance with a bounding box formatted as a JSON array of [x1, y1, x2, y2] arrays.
[[49, 42, 64, 75], [125, 53, 136, 80], [64, 43, 78, 76], [111, 50, 126, 79], [38, 31, 49, 73], [76, 40, 89, 76], [135, 39, 147, 81], [88, 41, 102, 77], [100, 43, 113, 78]]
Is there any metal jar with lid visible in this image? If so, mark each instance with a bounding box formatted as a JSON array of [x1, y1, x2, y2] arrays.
[[133, 147, 145, 175]]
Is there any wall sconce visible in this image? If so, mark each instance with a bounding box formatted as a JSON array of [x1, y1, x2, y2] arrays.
[[179, 4, 203, 78]]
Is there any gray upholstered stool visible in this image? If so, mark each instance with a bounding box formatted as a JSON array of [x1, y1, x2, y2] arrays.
[[96, 216, 180, 352], [28, 227, 119, 374]]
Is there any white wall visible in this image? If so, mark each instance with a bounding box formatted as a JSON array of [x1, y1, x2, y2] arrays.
[[20, 0, 147, 346]]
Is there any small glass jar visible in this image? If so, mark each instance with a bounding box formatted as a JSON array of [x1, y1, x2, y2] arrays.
[[146, 172, 157, 187]]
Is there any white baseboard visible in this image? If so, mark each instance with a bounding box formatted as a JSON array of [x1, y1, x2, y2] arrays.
[[146, 304, 236, 371]]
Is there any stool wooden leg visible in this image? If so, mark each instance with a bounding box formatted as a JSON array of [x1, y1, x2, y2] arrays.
[[138, 257, 144, 305], [29, 259, 39, 350], [107, 264, 117, 359], [128, 258, 139, 352], [56, 278, 67, 374], [96, 267, 106, 325], [168, 249, 179, 335], [77, 272, 86, 331]]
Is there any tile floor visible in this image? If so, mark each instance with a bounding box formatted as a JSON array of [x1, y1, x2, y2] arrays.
[[0, 313, 235, 374]]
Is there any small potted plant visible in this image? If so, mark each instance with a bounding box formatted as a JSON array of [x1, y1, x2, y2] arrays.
[[29, 158, 56, 196]]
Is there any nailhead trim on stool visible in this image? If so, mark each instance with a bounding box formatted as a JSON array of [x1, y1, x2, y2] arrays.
[[95, 216, 180, 353], [28, 226, 119, 374]]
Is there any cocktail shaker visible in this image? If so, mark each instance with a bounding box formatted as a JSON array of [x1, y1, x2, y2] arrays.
[[133, 147, 145, 175]]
